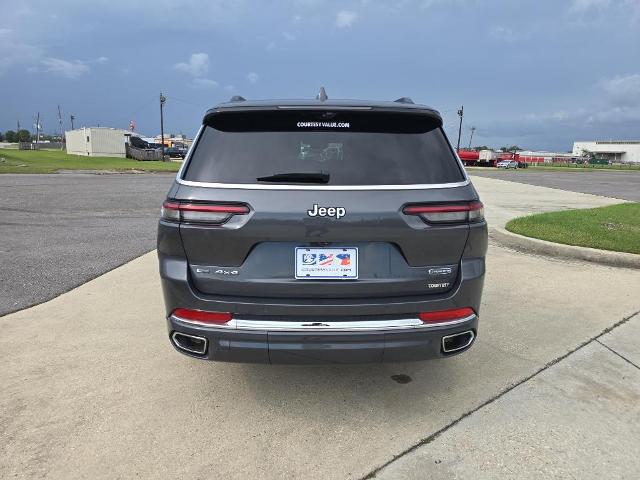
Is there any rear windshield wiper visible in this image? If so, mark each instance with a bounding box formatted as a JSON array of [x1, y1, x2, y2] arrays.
[[256, 172, 330, 183]]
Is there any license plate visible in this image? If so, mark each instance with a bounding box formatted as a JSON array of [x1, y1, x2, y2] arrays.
[[295, 247, 358, 280]]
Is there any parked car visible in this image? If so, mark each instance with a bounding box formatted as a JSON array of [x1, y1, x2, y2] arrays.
[[158, 90, 487, 364], [497, 160, 518, 169], [165, 146, 188, 158]]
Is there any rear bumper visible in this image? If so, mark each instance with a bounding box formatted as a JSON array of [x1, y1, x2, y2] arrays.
[[167, 314, 478, 364], [160, 254, 485, 364]]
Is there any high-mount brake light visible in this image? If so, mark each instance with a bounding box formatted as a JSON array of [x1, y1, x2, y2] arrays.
[[418, 307, 475, 324], [161, 201, 249, 224], [171, 308, 233, 325], [403, 201, 484, 224]]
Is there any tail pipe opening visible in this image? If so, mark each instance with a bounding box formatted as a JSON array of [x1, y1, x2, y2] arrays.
[[171, 331, 208, 355], [441, 330, 475, 354]]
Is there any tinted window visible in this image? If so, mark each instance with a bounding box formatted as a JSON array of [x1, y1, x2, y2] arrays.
[[183, 110, 464, 185]]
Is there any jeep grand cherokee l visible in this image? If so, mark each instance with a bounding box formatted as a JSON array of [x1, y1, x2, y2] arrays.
[[158, 90, 487, 364]]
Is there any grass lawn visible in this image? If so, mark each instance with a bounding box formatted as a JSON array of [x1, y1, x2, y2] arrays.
[[506, 203, 640, 254], [0, 149, 181, 174]]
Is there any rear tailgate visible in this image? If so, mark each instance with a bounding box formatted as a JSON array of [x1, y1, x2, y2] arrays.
[[171, 107, 478, 299], [175, 186, 477, 298]]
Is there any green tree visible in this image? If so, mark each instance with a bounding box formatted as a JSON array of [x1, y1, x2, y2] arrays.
[[0, 131, 4, 142], [4, 130, 17, 142], [500, 145, 523, 152], [473, 145, 491, 151], [17, 129, 31, 142]]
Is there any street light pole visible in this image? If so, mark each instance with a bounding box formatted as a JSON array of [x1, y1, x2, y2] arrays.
[[160, 92, 166, 161], [456, 105, 464, 151]]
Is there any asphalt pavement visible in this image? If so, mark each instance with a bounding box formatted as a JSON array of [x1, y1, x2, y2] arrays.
[[469, 168, 640, 201], [0, 173, 174, 315]]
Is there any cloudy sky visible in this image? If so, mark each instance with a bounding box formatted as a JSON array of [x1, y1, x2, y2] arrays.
[[1, 0, 639, 151]]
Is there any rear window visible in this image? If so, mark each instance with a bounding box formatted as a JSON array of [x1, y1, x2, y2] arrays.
[[182, 110, 465, 186]]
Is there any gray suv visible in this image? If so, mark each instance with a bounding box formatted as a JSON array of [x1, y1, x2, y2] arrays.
[[158, 90, 487, 364]]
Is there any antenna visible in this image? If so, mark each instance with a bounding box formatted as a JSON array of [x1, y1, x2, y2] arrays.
[[394, 97, 414, 104], [316, 87, 328, 102], [57, 106, 64, 149], [230, 95, 246, 102], [468, 126, 476, 149]]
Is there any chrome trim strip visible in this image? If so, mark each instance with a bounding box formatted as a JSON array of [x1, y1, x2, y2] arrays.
[[171, 331, 208, 355], [175, 178, 471, 191], [441, 330, 475, 353], [171, 315, 475, 332]]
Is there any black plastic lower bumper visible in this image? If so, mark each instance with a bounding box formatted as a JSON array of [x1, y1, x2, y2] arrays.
[[167, 315, 478, 364]]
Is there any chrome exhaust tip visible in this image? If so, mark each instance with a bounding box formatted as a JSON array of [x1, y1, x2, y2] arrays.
[[441, 330, 475, 354], [171, 331, 208, 355]]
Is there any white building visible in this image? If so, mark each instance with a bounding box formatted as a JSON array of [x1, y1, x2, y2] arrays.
[[572, 141, 640, 164], [65, 127, 133, 157]]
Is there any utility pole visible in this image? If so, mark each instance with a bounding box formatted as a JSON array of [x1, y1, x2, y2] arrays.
[[70, 115, 75, 130], [456, 105, 464, 151], [35, 112, 41, 143], [160, 92, 166, 161], [468, 126, 476, 149]]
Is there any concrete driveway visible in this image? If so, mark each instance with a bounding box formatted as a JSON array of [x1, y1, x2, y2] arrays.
[[1, 176, 638, 479]]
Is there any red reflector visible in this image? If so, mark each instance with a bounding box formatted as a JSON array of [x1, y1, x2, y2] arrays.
[[172, 308, 233, 325], [418, 307, 475, 323], [403, 202, 483, 215]]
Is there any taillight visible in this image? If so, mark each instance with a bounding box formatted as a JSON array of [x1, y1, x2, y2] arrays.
[[161, 201, 249, 224], [172, 308, 233, 325], [403, 201, 484, 224], [419, 307, 475, 324]]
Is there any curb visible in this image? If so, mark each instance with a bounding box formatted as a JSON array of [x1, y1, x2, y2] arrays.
[[490, 227, 640, 270]]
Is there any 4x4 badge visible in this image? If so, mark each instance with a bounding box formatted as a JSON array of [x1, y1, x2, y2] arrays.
[[307, 204, 346, 219]]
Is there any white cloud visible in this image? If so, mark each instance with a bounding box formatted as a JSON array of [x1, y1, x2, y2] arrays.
[[488, 25, 518, 42], [95, 56, 109, 63], [173, 53, 209, 77], [600, 73, 640, 107], [246, 72, 259, 83], [570, 0, 611, 12], [335, 10, 357, 28], [224, 84, 236, 91], [266, 41, 276, 51], [282, 31, 296, 41], [189, 78, 219, 89], [41, 57, 90, 79]]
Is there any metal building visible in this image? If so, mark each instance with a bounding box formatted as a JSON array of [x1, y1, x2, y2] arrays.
[[65, 127, 131, 157], [572, 141, 640, 164]]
